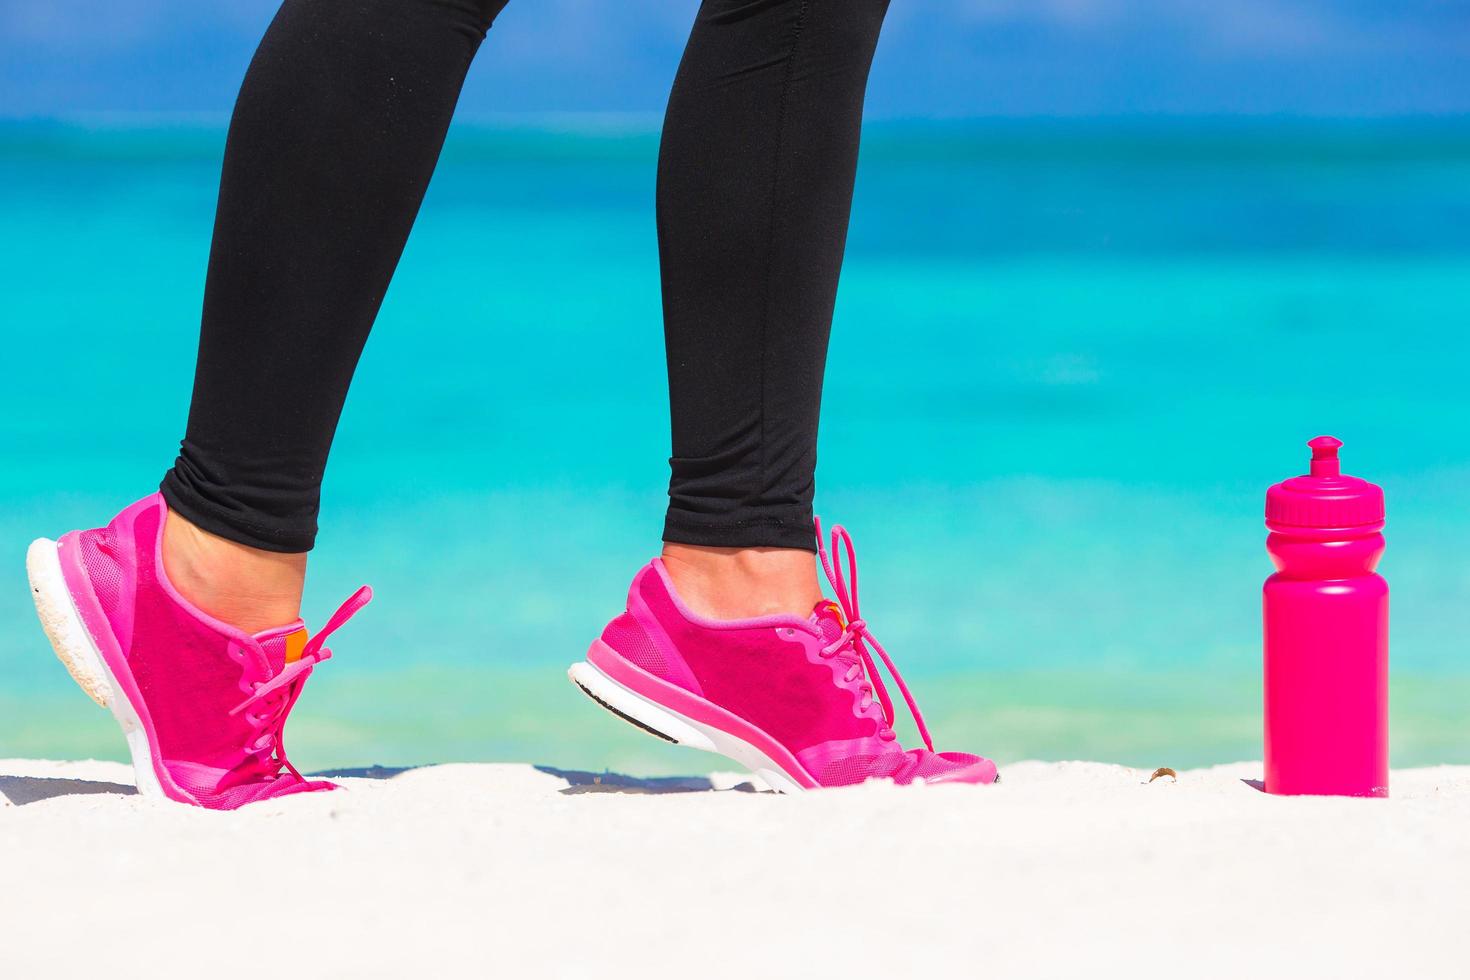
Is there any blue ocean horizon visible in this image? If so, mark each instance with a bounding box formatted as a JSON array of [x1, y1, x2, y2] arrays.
[[3, 116, 1468, 773]]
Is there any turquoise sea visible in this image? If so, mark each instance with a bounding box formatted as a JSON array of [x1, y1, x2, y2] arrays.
[[2, 118, 1469, 774]]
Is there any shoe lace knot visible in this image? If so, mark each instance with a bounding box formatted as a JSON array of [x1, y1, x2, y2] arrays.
[[815, 519, 934, 752], [228, 586, 372, 783]]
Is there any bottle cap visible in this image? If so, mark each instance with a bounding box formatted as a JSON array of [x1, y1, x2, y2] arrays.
[[1265, 436, 1384, 530]]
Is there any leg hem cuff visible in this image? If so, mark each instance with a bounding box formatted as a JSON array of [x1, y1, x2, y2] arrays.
[[662, 514, 816, 552], [159, 478, 317, 554]]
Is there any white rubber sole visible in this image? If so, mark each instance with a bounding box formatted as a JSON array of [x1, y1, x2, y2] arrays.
[[26, 538, 165, 798], [567, 660, 806, 794]]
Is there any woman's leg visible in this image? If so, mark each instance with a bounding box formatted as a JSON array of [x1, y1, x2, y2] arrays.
[[655, 0, 891, 618], [578, 1, 995, 786], [28, 0, 515, 806], [158, 0, 509, 630]]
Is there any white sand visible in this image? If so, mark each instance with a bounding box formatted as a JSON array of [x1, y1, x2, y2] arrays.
[[2, 759, 1466, 979]]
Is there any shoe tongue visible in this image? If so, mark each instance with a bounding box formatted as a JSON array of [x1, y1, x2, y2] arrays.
[[253, 621, 309, 674], [809, 600, 846, 645]]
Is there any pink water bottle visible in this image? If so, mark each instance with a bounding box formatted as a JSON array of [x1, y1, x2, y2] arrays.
[[1264, 435, 1388, 797]]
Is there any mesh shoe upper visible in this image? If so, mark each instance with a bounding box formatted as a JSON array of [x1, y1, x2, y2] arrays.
[[60, 494, 368, 809], [596, 520, 997, 788]]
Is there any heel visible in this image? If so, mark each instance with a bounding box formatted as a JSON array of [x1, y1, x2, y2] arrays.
[[566, 653, 815, 793], [567, 660, 714, 749], [26, 537, 168, 799], [27, 538, 112, 709]]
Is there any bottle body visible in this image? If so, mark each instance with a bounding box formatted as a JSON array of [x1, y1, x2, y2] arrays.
[[1263, 528, 1388, 797]]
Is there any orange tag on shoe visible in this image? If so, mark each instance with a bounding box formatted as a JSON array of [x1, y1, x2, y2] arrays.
[[821, 601, 846, 628], [284, 628, 309, 664]]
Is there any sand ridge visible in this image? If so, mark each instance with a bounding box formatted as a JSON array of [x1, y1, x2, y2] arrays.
[[2, 759, 1466, 978]]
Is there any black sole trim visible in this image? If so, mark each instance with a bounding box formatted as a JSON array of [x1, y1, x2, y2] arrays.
[[574, 680, 678, 744]]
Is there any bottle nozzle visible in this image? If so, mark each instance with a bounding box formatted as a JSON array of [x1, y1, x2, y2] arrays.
[[1308, 435, 1343, 477], [1268, 435, 1383, 529]]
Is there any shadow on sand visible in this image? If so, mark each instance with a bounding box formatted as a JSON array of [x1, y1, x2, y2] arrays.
[[0, 764, 762, 805], [317, 763, 768, 795], [534, 765, 762, 795], [309, 765, 421, 781], [0, 765, 418, 807], [313, 765, 768, 795], [0, 774, 137, 806]]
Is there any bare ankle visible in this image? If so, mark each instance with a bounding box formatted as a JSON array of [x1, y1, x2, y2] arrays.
[[660, 543, 824, 621], [162, 509, 307, 634]]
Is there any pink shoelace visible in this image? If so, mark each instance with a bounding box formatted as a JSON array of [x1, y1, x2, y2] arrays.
[[814, 519, 935, 751], [228, 586, 373, 784]]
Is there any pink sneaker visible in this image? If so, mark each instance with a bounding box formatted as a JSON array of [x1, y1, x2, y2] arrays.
[[25, 494, 370, 809], [569, 519, 998, 791]]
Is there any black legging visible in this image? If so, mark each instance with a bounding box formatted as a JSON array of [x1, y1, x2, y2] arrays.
[[160, 0, 890, 553]]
